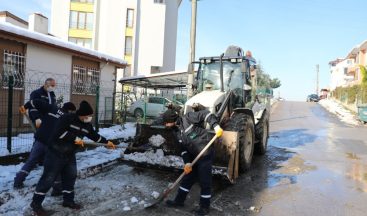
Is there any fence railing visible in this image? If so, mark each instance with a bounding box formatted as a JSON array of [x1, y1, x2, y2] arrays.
[[0, 73, 119, 158]]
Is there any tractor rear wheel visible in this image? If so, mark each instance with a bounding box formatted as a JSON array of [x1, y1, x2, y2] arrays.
[[226, 113, 255, 173]]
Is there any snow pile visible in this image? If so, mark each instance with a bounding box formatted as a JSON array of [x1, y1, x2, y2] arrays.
[[0, 124, 135, 157], [319, 99, 360, 125], [151, 191, 160, 199], [148, 134, 166, 147], [130, 196, 139, 203], [98, 123, 136, 140], [122, 149, 184, 168], [76, 146, 125, 171]]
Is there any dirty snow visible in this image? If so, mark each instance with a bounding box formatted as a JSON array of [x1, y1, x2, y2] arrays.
[[318, 98, 360, 125], [148, 134, 166, 147], [121, 149, 184, 168], [130, 196, 139, 203], [0, 124, 137, 215]]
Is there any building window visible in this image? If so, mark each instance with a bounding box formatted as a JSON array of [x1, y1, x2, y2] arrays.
[[69, 11, 94, 30], [2, 50, 26, 88], [71, 0, 94, 3], [72, 65, 100, 95], [126, 9, 134, 28], [69, 37, 92, 49], [124, 36, 133, 55], [151, 66, 161, 74], [154, 0, 164, 4], [123, 66, 131, 77]]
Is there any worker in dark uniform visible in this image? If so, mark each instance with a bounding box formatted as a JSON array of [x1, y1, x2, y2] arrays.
[[163, 104, 223, 216], [30, 100, 116, 215], [14, 99, 76, 191], [29, 78, 57, 128]]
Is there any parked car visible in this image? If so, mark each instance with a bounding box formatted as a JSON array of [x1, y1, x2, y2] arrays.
[[306, 94, 320, 102], [128, 96, 183, 118]]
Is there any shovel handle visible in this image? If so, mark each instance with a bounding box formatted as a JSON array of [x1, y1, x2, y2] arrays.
[[83, 141, 124, 148], [148, 135, 218, 207], [21, 112, 36, 133]]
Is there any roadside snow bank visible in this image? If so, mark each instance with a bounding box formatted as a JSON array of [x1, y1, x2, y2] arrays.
[[319, 99, 360, 125], [0, 123, 135, 157]]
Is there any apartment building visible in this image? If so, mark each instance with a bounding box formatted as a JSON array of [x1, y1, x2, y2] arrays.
[[329, 40, 367, 90], [51, 0, 182, 84]]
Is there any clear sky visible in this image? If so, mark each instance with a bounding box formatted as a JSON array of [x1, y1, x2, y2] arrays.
[[2, 0, 367, 101]]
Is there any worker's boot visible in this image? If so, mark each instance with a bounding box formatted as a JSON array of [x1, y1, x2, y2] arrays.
[[30, 200, 46, 216], [193, 206, 210, 216], [62, 202, 83, 210], [166, 199, 184, 208], [166, 188, 187, 208]]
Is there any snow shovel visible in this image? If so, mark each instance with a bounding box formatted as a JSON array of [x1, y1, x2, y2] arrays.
[[83, 141, 124, 149], [20, 109, 37, 133], [144, 135, 218, 209]]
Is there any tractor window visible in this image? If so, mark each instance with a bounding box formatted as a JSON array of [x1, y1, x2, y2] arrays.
[[197, 61, 243, 93], [223, 62, 242, 90]]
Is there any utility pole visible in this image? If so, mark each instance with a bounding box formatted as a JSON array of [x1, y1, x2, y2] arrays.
[[316, 64, 319, 95], [187, 0, 198, 99]]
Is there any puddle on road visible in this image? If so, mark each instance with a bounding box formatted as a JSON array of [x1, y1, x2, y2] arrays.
[[345, 153, 367, 192], [275, 155, 317, 175], [269, 129, 317, 148], [268, 155, 316, 188]]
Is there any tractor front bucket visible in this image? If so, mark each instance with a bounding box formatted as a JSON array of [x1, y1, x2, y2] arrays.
[[124, 123, 181, 155], [122, 123, 240, 183]]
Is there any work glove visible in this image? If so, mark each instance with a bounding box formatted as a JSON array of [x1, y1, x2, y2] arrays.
[[214, 125, 223, 138], [35, 119, 42, 128], [19, 106, 26, 114], [184, 163, 192, 174], [74, 137, 84, 148], [106, 141, 116, 150]]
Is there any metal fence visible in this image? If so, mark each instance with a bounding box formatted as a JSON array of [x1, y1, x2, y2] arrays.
[[0, 71, 119, 159]]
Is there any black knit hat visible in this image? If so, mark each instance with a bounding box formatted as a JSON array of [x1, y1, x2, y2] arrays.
[[162, 109, 178, 123], [62, 102, 76, 111], [76, 100, 93, 116]]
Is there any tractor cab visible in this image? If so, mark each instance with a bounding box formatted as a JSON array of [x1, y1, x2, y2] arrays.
[[192, 46, 256, 112]]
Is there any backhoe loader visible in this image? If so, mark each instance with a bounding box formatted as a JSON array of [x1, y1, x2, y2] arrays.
[[122, 46, 270, 183]]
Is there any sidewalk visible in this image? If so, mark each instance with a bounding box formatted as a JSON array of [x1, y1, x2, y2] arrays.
[[318, 98, 361, 126]]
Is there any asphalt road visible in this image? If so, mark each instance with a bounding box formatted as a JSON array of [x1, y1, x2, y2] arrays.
[[68, 101, 367, 216]]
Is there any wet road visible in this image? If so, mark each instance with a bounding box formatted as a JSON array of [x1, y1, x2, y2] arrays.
[[76, 101, 367, 216]]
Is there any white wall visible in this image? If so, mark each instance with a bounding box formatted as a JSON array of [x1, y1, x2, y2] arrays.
[[50, 0, 70, 40], [0, 17, 28, 28], [136, 1, 165, 75], [96, 0, 135, 59], [25, 43, 72, 103], [28, 14, 48, 34], [162, 0, 180, 72]]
